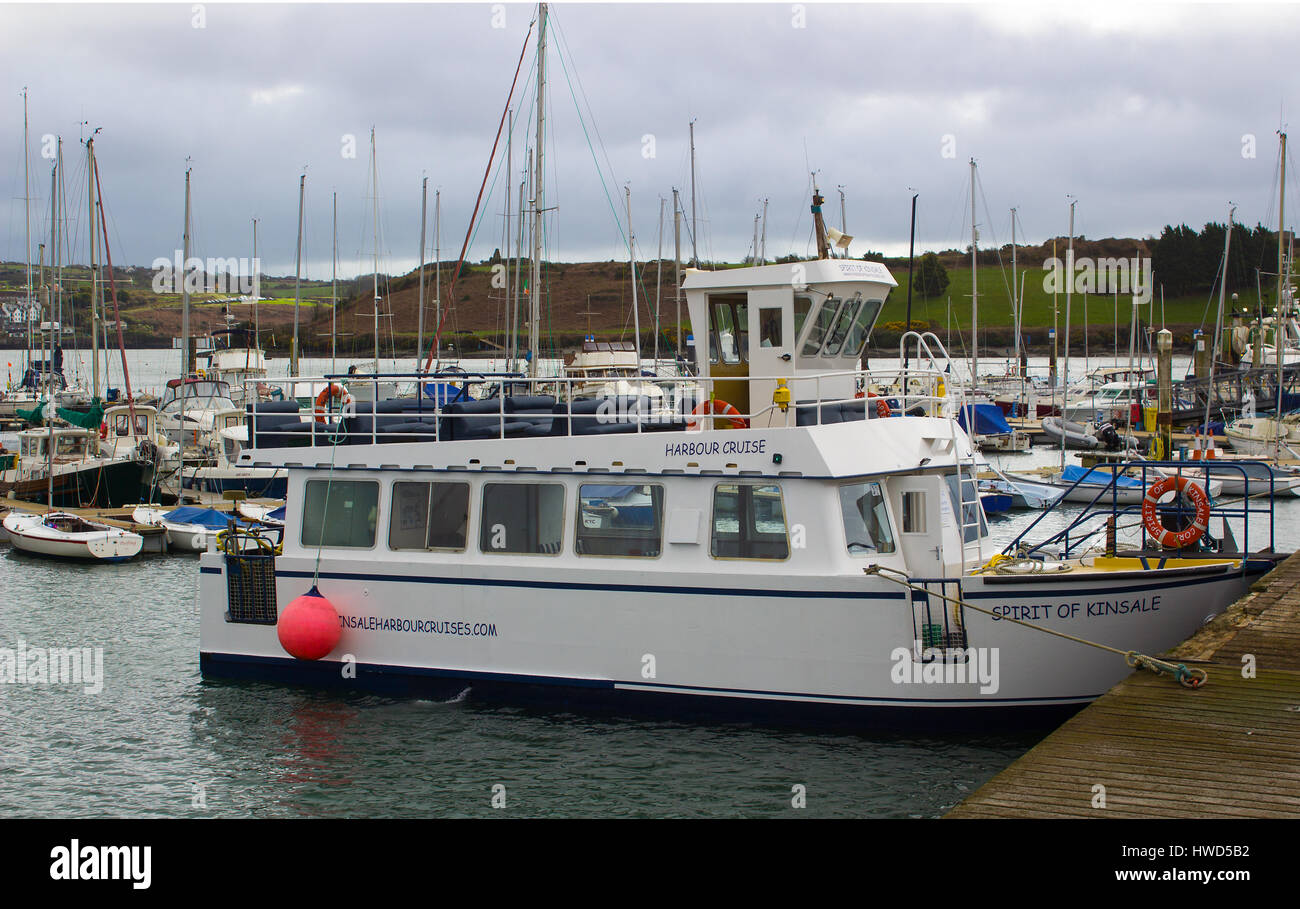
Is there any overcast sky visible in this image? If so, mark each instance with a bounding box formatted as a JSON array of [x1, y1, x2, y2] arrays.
[[2, 1, 1298, 280]]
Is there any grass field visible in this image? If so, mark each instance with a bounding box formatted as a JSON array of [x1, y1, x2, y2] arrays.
[[879, 263, 1234, 339]]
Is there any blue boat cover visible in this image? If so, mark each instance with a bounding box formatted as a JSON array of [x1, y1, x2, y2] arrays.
[[162, 506, 248, 529], [957, 403, 1014, 436], [1061, 465, 1144, 488], [267, 506, 286, 521]]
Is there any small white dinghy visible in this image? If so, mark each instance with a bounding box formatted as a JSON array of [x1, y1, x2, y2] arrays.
[[2, 510, 143, 561]]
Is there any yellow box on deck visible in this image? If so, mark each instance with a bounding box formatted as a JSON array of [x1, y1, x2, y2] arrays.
[[1143, 406, 1157, 433]]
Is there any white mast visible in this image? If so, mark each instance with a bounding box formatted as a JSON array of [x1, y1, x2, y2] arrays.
[[759, 197, 768, 266], [22, 88, 32, 373], [689, 119, 698, 267], [654, 195, 664, 367], [1011, 207, 1019, 372], [969, 158, 978, 382], [417, 175, 428, 368], [1062, 199, 1076, 471], [371, 127, 381, 374], [626, 185, 641, 365], [252, 219, 259, 358], [435, 188, 442, 366], [528, 2, 547, 378], [331, 192, 338, 375], [87, 136, 97, 400], [181, 163, 192, 378], [291, 171, 305, 377], [673, 188, 682, 358]]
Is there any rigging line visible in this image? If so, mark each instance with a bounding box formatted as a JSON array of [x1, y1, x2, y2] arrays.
[[424, 14, 536, 373]]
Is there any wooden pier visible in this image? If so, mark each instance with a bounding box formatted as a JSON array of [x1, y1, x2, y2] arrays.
[[947, 551, 1300, 817]]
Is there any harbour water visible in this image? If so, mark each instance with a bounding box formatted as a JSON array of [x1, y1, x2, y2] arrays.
[[3, 348, 1294, 817]]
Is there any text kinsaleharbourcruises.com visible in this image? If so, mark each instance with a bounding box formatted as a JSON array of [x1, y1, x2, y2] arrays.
[[0, 640, 104, 694]]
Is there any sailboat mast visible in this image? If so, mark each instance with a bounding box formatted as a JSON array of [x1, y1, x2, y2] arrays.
[[759, 197, 768, 265], [181, 165, 193, 377], [529, 2, 547, 378], [88, 137, 98, 400], [252, 218, 260, 364], [626, 185, 640, 364], [1011, 207, 1018, 371], [512, 177, 523, 369], [1062, 201, 1076, 470], [969, 158, 978, 382], [417, 176, 427, 368], [689, 119, 698, 267], [291, 171, 305, 377], [1277, 131, 1288, 451], [655, 195, 664, 367], [435, 188, 443, 366], [331, 192, 338, 375], [23, 89, 32, 373], [371, 127, 380, 374], [673, 188, 682, 359]]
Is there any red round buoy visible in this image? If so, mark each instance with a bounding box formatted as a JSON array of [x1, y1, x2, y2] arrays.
[[277, 586, 342, 661]]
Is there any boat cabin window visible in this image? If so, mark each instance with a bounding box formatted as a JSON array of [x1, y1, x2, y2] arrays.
[[111, 413, 150, 436], [944, 475, 987, 543], [839, 481, 896, 555], [901, 491, 926, 534], [711, 482, 789, 560], [842, 297, 883, 357], [758, 307, 783, 348], [56, 434, 87, 456], [389, 481, 471, 551], [708, 295, 747, 365], [480, 483, 565, 555], [301, 479, 379, 548], [800, 297, 843, 356], [821, 296, 862, 356], [576, 484, 664, 558], [793, 296, 813, 341]]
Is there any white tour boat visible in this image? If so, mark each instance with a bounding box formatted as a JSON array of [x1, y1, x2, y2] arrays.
[[195, 257, 1280, 724]]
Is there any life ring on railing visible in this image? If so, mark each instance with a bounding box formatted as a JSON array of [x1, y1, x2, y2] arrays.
[[854, 390, 891, 418], [1141, 475, 1210, 549], [314, 383, 353, 423], [688, 399, 748, 430]]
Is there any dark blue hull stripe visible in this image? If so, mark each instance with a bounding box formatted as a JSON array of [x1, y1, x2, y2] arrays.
[[198, 563, 1265, 601], [198, 651, 1099, 707]]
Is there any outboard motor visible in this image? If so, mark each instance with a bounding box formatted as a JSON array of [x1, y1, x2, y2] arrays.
[[1097, 422, 1122, 451]]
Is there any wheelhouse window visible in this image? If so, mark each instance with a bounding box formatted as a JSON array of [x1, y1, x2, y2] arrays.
[[302, 479, 379, 548], [711, 483, 789, 560], [901, 491, 926, 534], [800, 297, 843, 356], [821, 296, 863, 356], [480, 483, 565, 555], [389, 481, 470, 551], [576, 484, 664, 558], [839, 481, 895, 555], [111, 413, 150, 436], [842, 297, 884, 357]]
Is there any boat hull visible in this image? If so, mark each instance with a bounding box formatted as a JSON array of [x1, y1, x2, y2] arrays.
[[2, 459, 147, 509], [2, 512, 143, 561], [198, 553, 1265, 721]]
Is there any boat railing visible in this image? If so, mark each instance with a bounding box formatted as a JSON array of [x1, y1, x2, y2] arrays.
[[1005, 460, 1277, 561], [235, 365, 961, 450]]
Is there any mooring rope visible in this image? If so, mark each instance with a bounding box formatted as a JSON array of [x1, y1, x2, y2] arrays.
[[864, 563, 1209, 689]]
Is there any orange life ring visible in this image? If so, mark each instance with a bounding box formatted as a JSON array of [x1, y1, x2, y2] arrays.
[[1142, 475, 1210, 549], [688, 399, 748, 430], [860, 391, 891, 418], [314, 384, 352, 423]]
